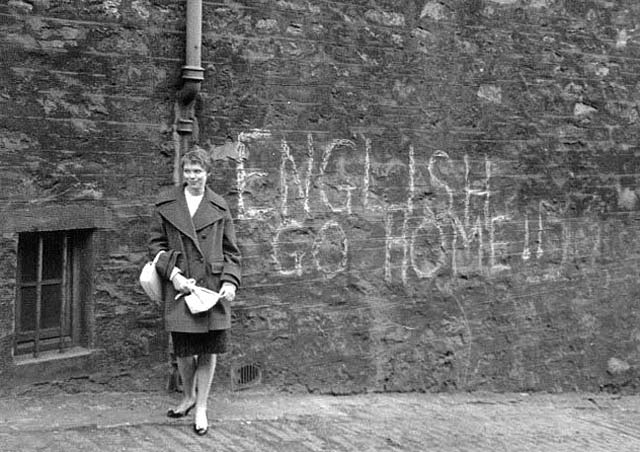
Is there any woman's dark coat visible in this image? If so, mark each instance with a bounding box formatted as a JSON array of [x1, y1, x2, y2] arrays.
[[149, 185, 241, 332]]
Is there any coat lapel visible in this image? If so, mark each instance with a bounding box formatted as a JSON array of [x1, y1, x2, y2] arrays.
[[192, 188, 226, 232], [156, 186, 200, 250]]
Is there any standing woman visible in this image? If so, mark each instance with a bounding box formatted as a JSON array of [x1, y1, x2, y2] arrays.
[[149, 147, 241, 436]]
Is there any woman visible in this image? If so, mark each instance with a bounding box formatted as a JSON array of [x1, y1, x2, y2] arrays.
[[149, 147, 241, 436]]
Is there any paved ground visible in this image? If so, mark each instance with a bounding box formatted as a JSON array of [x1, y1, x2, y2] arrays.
[[1, 389, 640, 451]]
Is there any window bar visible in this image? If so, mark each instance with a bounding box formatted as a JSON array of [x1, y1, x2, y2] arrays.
[[34, 236, 43, 358], [14, 238, 22, 357], [59, 234, 68, 353]]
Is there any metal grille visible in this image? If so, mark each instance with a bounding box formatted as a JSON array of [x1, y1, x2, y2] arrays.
[[15, 231, 72, 357], [232, 363, 262, 389]]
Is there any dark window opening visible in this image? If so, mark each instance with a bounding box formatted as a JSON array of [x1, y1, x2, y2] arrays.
[[15, 229, 92, 357]]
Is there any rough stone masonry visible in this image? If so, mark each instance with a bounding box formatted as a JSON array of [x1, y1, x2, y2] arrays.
[[1, 0, 640, 394]]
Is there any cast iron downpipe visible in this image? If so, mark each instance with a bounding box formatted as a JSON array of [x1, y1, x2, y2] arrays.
[[168, 0, 206, 391], [174, 0, 204, 185]]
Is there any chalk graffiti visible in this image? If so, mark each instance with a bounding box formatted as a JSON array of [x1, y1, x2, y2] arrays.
[[279, 135, 313, 218], [271, 219, 348, 278], [320, 139, 359, 214], [271, 220, 304, 276], [410, 205, 446, 279], [312, 220, 348, 278], [236, 129, 272, 220], [234, 130, 612, 283]]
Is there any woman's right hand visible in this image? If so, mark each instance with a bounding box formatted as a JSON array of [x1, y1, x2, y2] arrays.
[[171, 273, 196, 294]]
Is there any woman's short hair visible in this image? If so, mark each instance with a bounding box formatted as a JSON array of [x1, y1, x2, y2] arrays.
[[181, 146, 211, 172]]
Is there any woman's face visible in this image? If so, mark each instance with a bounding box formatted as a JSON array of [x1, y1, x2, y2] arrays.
[[183, 162, 208, 195]]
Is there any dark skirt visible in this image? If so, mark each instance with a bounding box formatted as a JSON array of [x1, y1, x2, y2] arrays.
[[171, 330, 229, 357]]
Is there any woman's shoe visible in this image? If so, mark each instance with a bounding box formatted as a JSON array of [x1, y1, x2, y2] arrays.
[[193, 423, 208, 436], [193, 409, 208, 435], [167, 403, 195, 418]]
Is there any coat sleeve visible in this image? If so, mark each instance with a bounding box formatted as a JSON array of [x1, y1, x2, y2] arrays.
[[148, 209, 182, 280], [148, 209, 169, 259], [221, 212, 242, 288]]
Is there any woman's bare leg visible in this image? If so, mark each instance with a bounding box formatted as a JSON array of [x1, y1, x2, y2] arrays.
[[173, 356, 197, 412], [194, 353, 217, 430]]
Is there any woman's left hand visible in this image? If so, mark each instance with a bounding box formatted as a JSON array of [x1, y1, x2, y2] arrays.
[[219, 282, 237, 301]]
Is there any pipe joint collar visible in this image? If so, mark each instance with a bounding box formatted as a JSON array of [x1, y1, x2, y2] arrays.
[[177, 118, 194, 135], [182, 65, 205, 82]]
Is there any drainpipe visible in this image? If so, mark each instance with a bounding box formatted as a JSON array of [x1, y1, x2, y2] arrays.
[[174, 0, 205, 185], [168, 0, 205, 393]]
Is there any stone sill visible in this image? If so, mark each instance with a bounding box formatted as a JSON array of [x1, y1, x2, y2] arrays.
[[14, 346, 92, 365], [11, 347, 103, 385]]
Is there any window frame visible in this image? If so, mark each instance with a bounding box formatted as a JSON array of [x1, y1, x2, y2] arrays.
[[14, 229, 90, 357]]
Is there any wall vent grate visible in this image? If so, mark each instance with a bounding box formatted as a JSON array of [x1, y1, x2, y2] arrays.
[[232, 363, 262, 390]]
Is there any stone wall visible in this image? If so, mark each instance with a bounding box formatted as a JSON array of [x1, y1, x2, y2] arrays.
[[2, 0, 640, 393]]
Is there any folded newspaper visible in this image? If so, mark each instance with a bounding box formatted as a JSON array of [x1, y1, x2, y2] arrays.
[[179, 286, 220, 315]]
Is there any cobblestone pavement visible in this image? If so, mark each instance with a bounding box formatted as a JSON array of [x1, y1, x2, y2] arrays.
[[1, 390, 640, 451]]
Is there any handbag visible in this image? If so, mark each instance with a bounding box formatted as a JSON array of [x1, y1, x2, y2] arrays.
[[139, 252, 163, 302], [183, 286, 220, 315]]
